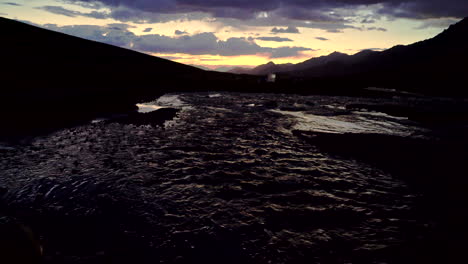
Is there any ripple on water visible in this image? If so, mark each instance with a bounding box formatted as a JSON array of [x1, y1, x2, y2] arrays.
[[272, 108, 423, 136], [0, 92, 427, 264]]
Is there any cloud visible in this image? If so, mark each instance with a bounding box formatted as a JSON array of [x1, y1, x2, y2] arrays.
[[326, 29, 343, 33], [107, 6, 163, 23], [414, 17, 460, 29], [57, 1, 365, 32], [271, 26, 300, 34], [256, 36, 293, 42], [315, 37, 329, 41], [106, 23, 134, 30], [158, 55, 187, 60], [143, 27, 152, 32], [359, 48, 385, 52], [41, 23, 312, 58], [38, 5, 108, 19], [64, 0, 467, 22], [39, 4, 199, 24], [132, 33, 313, 57], [376, 1, 468, 19], [175, 30, 188, 35], [108, 6, 208, 23], [3, 2, 21, 6], [43, 24, 136, 47], [361, 18, 376, 24], [269, 46, 314, 58], [135, 34, 311, 57], [220, 15, 357, 32], [39, 6, 77, 17], [367, 26, 387, 32], [60, 0, 104, 10]]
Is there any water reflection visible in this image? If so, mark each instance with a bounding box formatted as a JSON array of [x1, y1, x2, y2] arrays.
[[0, 92, 438, 264], [136, 104, 165, 113]]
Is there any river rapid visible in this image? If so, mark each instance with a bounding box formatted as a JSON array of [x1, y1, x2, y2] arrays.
[[0, 92, 461, 263]]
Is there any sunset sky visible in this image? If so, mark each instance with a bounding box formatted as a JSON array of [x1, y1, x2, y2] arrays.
[[1, 0, 465, 70]]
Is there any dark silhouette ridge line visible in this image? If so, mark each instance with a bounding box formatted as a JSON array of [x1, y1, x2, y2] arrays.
[[230, 17, 468, 96]]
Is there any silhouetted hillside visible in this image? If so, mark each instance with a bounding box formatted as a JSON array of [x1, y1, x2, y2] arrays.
[[0, 17, 249, 137]]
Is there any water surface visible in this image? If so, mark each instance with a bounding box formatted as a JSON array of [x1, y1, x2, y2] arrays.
[[0, 92, 444, 263]]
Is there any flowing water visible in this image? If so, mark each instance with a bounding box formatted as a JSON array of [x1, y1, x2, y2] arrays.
[[0, 92, 444, 263]]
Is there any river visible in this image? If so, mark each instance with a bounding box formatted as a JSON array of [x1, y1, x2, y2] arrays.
[[1, 92, 465, 263]]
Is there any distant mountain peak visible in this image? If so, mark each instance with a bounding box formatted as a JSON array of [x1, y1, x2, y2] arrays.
[[329, 51, 347, 56]]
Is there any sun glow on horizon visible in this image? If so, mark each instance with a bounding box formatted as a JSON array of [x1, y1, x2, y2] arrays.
[[153, 50, 319, 69]]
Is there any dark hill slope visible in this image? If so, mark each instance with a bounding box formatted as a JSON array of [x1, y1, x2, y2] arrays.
[[291, 17, 468, 95], [0, 17, 240, 137]]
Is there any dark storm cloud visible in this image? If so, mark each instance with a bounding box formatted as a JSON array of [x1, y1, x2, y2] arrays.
[[38, 4, 190, 23], [109, 6, 208, 23], [221, 15, 357, 32], [107, 6, 162, 23], [256, 36, 293, 42], [51, 1, 359, 32], [376, 0, 468, 19], [66, 0, 467, 20], [273, 6, 348, 22], [40, 23, 312, 58], [271, 26, 300, 34]]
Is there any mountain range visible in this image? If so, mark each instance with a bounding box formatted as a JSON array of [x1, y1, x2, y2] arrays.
[[229, 51, 354, 75], [230, 17, 468, 95]]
